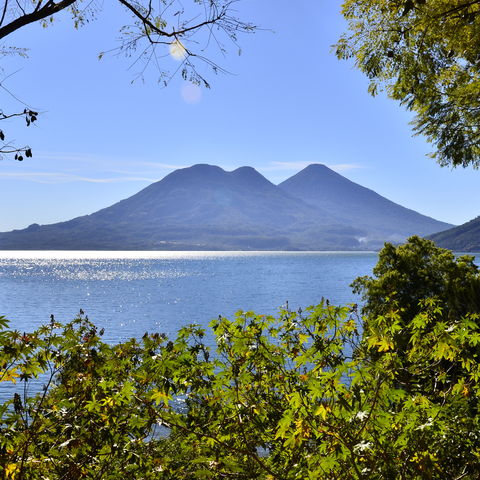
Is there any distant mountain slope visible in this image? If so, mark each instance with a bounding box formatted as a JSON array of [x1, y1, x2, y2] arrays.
[[0, 163, 454, 251], [279, 164, 452, 243], [428, 216, 480, 252], [0, 164, 365, 250], [91, 164, 333, 228]]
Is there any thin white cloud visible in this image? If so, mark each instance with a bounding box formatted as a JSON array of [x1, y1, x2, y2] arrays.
[[34, 152, 188, 171], [327, 163, 364, 172], [1, 150, 190, 183], [32, 152, 112, 163], [259, 161, 318, 172], [1, 157, 365, 185], [259, 161, 364, 173], [133, 161, 190, 170], [0, 172, 157, 184]]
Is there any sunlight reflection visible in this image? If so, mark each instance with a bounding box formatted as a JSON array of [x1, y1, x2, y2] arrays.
[[0, 251, 375, 260]]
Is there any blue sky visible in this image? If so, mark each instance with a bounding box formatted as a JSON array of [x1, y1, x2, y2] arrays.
[[1, 0, 478, 232]]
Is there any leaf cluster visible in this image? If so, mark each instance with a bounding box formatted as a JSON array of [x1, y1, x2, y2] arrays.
[[0, 108, 36, 161], [337, 0, 480, 167]]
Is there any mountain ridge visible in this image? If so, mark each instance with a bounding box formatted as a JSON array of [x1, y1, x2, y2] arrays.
[[279, 163, 452, 242], [0, 163, 453, 251], [428, 216, 480, 252]]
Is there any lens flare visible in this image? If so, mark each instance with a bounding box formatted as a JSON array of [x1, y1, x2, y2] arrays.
[[169, 39, 187, 60], [181, 83, 202, 104]]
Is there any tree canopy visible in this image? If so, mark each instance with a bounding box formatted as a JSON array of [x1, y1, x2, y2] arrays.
[[0, 0, 254, 84], [352, 235, 480, 324], [0, 0, 254, 161], [337, 0, 480, 168]]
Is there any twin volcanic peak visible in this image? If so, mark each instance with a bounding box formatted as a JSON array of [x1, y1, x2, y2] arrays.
[[0, 163, 453, 250]]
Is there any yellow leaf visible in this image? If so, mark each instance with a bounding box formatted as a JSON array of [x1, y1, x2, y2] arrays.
[[314, 404, 330, 419], [435, 342, 455, 360], [0, 368, 19, 384], [150, 389, 171, 406], [376, 337, 393, 352], [101, 397, 115, 407], [344, 319, 356, 332], [5, 463, 18, 479], [295, 418, 311, 438], [299, 334, 310, 344]]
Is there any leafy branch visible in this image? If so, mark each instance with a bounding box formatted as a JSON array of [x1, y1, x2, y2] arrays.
[[0, 108, 36, 161]]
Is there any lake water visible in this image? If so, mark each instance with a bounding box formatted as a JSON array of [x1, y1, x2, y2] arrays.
[[0, 251, 378, 343]]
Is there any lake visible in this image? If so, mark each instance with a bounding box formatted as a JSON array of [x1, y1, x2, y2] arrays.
[[0, 251, 378, 343]]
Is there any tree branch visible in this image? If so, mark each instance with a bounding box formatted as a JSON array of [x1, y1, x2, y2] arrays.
[[116, 0, 225, 40], [0, 0, 9, 27], [0, 0, 76, 40]]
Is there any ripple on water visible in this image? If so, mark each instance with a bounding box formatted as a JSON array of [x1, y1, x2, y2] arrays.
[[0, 251, 378, 346]]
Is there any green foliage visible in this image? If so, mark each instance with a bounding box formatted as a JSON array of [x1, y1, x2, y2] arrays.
[[2, 239, 480, 478], [0, 306, 362, 478], [337, 0, 480, 168], [353, 235, 480, 323]]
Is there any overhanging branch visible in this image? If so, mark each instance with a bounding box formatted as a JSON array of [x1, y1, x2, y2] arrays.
[[116, 0, 225, 40], [0, 0, 76, 39]]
